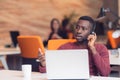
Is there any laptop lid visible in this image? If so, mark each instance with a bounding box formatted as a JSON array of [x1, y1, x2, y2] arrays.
[[45, 49, 89, 79]]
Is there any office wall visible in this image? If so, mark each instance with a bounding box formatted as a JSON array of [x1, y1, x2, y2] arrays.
[[0, 0, 103, 46]]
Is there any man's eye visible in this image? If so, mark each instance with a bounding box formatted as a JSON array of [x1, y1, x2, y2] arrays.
[[82, 28, 87, 30], [82, 28, 85, 30], [76, 26, 79, 29]]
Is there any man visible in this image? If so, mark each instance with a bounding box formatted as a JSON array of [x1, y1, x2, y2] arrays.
[[38, 16, 111, 76]]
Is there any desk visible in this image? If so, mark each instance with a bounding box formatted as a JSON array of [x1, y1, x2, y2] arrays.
[[0, 70, 119, 80], [0, 47, 20, 69], [109, 49, 120, 77], [0, 70, 46, 80], [109, 54, 120, 65], [90, 76, 120, 80], [109, 49, 120, 65]]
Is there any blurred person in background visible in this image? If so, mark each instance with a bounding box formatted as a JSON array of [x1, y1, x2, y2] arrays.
[[58, 18, 70, 39], [43, 18, 62, 47]]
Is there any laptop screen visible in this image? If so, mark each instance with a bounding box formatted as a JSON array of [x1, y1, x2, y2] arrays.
[[45, 49, 89, 79]]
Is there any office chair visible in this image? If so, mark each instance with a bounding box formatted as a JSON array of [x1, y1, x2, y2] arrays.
[[17, 36, 45, 71], [107, 30, 120, 49], [48, 39, 76, 50]]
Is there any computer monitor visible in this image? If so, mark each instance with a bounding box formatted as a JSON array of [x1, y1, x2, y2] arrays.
[[10, 31, 20, 47]]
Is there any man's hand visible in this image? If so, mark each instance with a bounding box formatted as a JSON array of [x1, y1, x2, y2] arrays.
[[38, 48, 46, 67], [87, 33, 97, 48], [87, 33, 97, 54]]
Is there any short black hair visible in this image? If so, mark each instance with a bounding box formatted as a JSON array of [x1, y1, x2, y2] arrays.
[[79, 16, 95, 28]]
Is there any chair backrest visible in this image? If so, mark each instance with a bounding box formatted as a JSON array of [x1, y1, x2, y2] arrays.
[[107, 30, 120, 49], [17, 36, 45, 58], [48, 39, 76, 50]]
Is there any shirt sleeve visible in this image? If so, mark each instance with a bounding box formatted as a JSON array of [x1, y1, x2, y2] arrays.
[[92, 44, 111, 76], [39, 65, 46, 73]]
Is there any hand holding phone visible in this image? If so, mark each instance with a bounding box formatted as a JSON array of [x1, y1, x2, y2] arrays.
[[87, 32, 97, 48]]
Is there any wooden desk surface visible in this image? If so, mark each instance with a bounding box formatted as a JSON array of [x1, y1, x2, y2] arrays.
[[0, 70, 47, 80], [0, 47, 20, 55], [0, 70, 119, 80]]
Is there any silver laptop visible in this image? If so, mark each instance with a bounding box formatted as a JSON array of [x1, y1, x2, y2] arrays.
[[45, 49, 90, 80]]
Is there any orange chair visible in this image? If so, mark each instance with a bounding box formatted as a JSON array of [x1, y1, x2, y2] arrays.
[[48, 39, 76, 50], [107, 30, 120, 49], [17, 36, 45, 58], [17, 36, 45, 71]]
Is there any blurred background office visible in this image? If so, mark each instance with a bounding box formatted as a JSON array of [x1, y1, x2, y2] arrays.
[[0, 0, 120, 72], [0, 0, 119, 47]]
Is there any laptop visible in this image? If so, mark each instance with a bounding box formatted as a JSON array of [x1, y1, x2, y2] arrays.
[[45, 49, 89, 80]]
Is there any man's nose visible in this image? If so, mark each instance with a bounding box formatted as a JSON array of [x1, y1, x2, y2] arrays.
[[77, 28, 82, 33]]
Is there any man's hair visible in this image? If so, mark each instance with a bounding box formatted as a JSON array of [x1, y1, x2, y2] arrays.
[[79, 16, 95, 28]]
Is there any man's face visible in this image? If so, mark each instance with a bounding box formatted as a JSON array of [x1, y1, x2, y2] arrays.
[[74, 20, 92, 42]]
